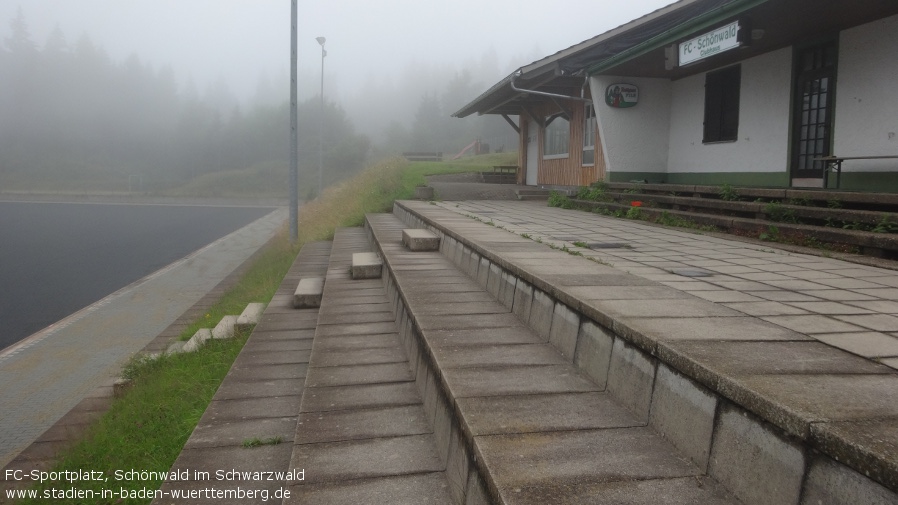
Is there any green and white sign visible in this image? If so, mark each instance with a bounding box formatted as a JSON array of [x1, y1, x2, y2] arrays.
[[605, 83, 638, 108], [678, 21, 741, 66]]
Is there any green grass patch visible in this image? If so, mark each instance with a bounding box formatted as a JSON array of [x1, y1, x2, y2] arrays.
[[399, 152, 516, 190], [16, 334, 249, 504], [11, 155, 441, 505]]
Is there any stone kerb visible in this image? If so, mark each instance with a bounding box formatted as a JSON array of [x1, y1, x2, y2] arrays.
[[390, 200, 898, 504], [235, 302, 265, 331]]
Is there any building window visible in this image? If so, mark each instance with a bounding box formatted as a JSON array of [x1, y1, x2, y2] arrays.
[[703, 65, 740, 143], [543, 113, 569, 158], [582, 104, 596, 165]]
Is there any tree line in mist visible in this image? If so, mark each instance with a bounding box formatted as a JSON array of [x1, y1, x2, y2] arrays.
[[0, 9, 519, 194]]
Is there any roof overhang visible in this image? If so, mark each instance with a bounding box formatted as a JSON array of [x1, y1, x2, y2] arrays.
[[454, 0, 898, 118]]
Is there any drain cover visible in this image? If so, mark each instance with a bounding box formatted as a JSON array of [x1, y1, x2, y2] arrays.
[[668, 268, 714, 278]]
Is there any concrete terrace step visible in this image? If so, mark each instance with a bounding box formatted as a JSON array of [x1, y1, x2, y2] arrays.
[[153, 241, 331, 504], [286, 227, 454, 503], [364, 213, 742, 505], [515, 188, 550, 201], [383, 201, 898, 505]]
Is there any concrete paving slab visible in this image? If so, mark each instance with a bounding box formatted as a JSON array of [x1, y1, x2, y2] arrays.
[[563, 285, 687, 301], [203, 396, 302, 422], [458, 392, 639, 436], [169, 443, 294, 475], [722, 301, 811, 316], [249, 328, 315, 342], [658, 340, 892, 381], [503, 476, 741, 505], [318, 302, 392, 316], [254, 318, 318, 332], [762, 314, 870, 334], [625, 315, 811, 344], [442, 365, 599, 398], [315, 321, 398, 337], [309, 345, 407, 367], [416, 313, 524, 331], [425, 327, 540, 347], [431, 344, 566, 368], [311, 334, 401, 352], [300, 383, 421, 413], [304, 363, 413, 388], [226, 363, 307, 381], [286, 472, 453, 505], [737, 374, 898, 435], [413, 301, 509, 316], [477, 427, 701, 493], [241, 339, 313, 353], [212, 378, 304, 401], [813, 331, 898, 358], [184, 416, 297, 449], [232, 349, 310, 367], [316, 311, 396, 326], [596, 298, 744, 318], [289, 434, 444, 484], [296, 405, 431, 444], [835, 313, 898, 332]]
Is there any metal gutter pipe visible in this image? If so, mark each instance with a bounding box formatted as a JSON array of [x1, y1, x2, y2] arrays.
[[510, 70, 592, 104]]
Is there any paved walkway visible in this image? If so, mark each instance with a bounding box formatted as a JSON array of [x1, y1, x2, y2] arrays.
[[0, 208, 287, 469], [436, 200, 898, 369]]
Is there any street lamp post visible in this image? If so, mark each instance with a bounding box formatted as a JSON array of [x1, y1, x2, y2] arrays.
[[289, 0, 298, 241], [316, 36, 326, 197]]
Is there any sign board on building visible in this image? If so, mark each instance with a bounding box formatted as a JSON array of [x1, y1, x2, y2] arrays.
[[605, 83, 638, 108], [678, 21, 741, 66]]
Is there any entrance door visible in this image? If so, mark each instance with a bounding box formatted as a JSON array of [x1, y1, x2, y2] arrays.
[[791, 41, 837, 184], [526, 119, 538, 185]]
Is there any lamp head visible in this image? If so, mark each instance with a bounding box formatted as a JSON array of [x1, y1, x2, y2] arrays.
[[316, 36, 326, 46]]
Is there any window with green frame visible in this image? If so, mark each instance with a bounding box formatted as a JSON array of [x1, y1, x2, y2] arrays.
[[543, 113, 569, 158]]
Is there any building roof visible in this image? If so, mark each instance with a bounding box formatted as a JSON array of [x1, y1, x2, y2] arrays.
[[454, 0, 898, 118]]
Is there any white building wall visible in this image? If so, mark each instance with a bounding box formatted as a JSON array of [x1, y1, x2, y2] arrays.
[[835, 13, 898, 172], [589, 76, 671, 176], [667, 47, 793, 175]]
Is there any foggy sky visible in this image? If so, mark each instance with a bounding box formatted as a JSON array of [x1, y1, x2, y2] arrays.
[[1, 0, 675, 104]]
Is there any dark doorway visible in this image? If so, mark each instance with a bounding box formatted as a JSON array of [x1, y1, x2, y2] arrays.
[[791, 41, 838, 182]]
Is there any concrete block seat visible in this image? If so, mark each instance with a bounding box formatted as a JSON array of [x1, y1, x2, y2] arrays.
[[351, 252, 383, 279], [402, 228, 441, 251], [294, 277, 325, 308], [364, 212, 744, 505], [367, 203, 898, 505]]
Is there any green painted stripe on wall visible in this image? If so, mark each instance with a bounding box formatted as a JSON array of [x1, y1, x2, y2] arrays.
[[607, 171, 898, 192], [607, 171, 789, 187], [835, 172, 898, 192]]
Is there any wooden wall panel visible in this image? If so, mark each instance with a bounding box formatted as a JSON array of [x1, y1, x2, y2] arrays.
[[513, 89, 606, 187]]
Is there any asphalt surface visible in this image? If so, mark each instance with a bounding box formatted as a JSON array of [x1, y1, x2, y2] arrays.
[[0, 202, 276, 350], [0, 205, 287, 468]]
